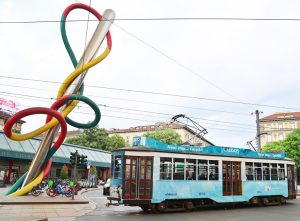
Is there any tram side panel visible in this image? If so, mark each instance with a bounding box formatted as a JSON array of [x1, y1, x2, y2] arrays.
[[152, 156, 289, 204]]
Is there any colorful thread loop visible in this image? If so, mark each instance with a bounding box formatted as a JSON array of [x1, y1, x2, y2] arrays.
[[3, 3, 112, 196]]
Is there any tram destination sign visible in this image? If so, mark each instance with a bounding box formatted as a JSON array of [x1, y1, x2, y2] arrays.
[[132, 136, 285, 159]]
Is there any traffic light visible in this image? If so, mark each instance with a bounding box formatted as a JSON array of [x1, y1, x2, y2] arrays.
[[80, 155, 88, 167], [70, 152, 76, 166]]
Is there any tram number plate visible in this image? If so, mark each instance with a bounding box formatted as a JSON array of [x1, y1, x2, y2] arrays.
[[199, 192, 206, 196]]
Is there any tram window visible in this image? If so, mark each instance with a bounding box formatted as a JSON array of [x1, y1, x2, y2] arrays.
[[278, 164, 285, 180], [160, 158, 172, 180], [209, 160, 219, 181], [198, 160, 208, 180], [254, 163, 262, 180], [146, 159, 152, 179], [113, 156, 122, 179], [186, 159, 196, 180], [271, 163, 278, 180], [173, 158, 185, 180], [263, 163, 270, 180], [125, 159, 130, 179], [245, 162, 254, 180]]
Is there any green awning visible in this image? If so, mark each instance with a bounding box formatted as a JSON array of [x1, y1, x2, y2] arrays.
[[0, 131, 111, 168]]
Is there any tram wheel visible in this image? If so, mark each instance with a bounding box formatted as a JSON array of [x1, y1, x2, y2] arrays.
[[184, 201, 194, 211], [280, 197, 286, 205], [151, 204, 159, 213], [262, 198, 269, 206], [156, 202, 166, 212], [140, 205, 150, 212]]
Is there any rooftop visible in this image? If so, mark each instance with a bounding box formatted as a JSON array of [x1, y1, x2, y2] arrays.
[[260, 112, 300, 121], [107, 122, 182, 133], [108, 122, 214, 146], [0, 131, 111, 167]]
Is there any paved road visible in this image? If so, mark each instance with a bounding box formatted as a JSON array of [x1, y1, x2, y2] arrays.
[[78, 189, 300, 221]]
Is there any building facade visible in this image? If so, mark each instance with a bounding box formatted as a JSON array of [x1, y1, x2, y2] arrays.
[[0, 111, 24, 133], [107, 122, 214, 147], [260, 112, 300, 147], [0, 131, 111, 186]]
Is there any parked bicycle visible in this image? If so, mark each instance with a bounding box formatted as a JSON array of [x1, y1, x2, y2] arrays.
[[30, 180, 49, 197], [47, 181, 72, 197]]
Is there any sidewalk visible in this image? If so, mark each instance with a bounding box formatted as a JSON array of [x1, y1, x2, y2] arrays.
[[0, 186, 99, 221]]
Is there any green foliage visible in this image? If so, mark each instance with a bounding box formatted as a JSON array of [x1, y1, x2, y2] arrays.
[[144, 128, 182, 145], [60, 164, 69, 179], [12, 128, 21, 134], [65, 127, 125, 151], [262, 129, 300, 168], [90, 166, 97, 175], [65, 128, 108, 149], [262, 141, 285, 153], [107, 134, 126, 151]]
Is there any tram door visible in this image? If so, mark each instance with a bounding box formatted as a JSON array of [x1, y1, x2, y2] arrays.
[[123, 156, 153, 199], [222, 161, 242, 196], [287, 164, 296, 198]]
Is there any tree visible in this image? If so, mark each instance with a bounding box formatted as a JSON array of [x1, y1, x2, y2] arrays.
[[144, 128, 182, 145], [60, 164, 69, 179], [65, 128, 109, 150], [65, 127, 125, 151], [107, 134, 126, 151], [262, 129, 300, 168]]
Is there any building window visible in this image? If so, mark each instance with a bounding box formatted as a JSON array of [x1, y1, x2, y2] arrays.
[[209, 160, 219, 180], [245, 162, 254, 180], [290, 122, 295, 129], [265, 124, 271, 130], [279, 134, 284, 141], [56, 169, 61, 178], [267, 135, 272, 142], [198, 160, 208, 180], [160, 158, 172, 180]]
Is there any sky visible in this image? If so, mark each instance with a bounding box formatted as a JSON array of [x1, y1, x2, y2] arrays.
[[1, 0, 300, 148]]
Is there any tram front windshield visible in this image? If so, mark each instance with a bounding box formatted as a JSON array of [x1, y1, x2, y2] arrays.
[[113, 156, 122, 179]]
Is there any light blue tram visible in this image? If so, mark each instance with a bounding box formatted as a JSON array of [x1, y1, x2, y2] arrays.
[[107, 136, 297, 212]]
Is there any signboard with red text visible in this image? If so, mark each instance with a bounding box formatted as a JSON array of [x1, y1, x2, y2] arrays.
[[0, 97, 20, 114]]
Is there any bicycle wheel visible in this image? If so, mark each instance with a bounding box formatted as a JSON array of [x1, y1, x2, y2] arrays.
[[65, 187, 72, 198], [31, 189, 41, 197], [47, 187, 57, 197]]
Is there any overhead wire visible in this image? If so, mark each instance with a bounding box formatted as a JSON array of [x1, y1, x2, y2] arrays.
[[3, 17, 297, 102], [0, 82, 250, 116], [3, 17, 300, 24], [0, 75, 299, 110], [0, 90, 256, 129], [16, 102, 255, 133], [112, 22, 240, 101]]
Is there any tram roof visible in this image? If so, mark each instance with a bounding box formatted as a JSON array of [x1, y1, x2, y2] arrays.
[[0, 131, 111, 167], [114, 136, 291, 161]]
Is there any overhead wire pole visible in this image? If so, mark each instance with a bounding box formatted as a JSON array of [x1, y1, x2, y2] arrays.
[[252, 110, 263, 151]]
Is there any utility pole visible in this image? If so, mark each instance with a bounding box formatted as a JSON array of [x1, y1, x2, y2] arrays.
[[70, 150, 79, 200], [252, 110, 263, 151]]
